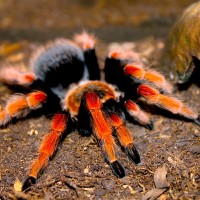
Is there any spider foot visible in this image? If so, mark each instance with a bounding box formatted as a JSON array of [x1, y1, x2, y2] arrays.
[[125, 144, 141, 164], [193, 115, 200, 126], [145, 120, 154, 130], [110, 160, 125, 178], [22, 176, 36, 191]]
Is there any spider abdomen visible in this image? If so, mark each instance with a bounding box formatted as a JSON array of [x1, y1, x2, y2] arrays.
[[31, 39, 89, 92]]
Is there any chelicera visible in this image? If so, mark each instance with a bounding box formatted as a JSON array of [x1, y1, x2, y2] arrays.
[[0, 32, 199, 191]]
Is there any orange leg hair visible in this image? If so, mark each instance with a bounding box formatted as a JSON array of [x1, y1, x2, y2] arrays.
[[85, 92, 125, 178], [0, 66, 35, 86], [124, 100, 153, 130], [124, 64, 173, 93], [0, 91, 47, 126], [109, 113, 140, 163], [137, 84, 200, 124], [22, 113, 68, 191]]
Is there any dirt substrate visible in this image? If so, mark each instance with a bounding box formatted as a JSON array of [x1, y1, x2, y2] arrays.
[[0, 36, 199, 200]]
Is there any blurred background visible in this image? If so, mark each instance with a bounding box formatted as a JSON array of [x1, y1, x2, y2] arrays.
[[0, 0, 197, 42]]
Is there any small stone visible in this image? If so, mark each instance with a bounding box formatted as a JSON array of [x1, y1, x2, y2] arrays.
[[94, 188, 107, 197], [101, 179, 115, 190]]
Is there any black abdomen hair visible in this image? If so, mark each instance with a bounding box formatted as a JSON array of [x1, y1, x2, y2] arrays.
[[32, 39, 88, 91]]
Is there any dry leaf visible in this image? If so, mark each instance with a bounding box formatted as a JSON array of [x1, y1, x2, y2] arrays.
[[142, 188, 167, 200], [154, 165, 169, 189]]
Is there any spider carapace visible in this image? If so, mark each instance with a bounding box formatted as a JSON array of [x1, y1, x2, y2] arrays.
[[0, 32, 199, 191]]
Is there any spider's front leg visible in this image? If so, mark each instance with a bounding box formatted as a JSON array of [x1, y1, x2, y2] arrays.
[[103, 98, 141, 164], [0, 91, 47, 126], [80, 92, 141, 178], [83, 92, 126, 177], [22, 112, 71, 191]]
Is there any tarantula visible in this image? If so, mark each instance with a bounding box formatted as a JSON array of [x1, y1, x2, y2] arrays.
[[0, 32, 199, 191]]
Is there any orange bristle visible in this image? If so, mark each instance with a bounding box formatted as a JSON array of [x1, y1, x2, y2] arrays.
[[85, 92, 113, 140], [124, 64, 173, 93], [181, 105, 198, 119], [85, 92, 101, 110], [102, 135, 117, 162], [30, 130, 61, 178], [124, 100, 151, 125], [109, 114, 123, 127], [22, 73, 36, 84], [145, 71, 164, 84], [0, 91, 47, 127], [30, 152, 49, 178], [109, 114, 133, 147], [159, 95, 181, 114], [137, 84, 159, 103], [159, 95, 198, 119], [0, 110, 9, 125], [0, 67, 35, 85], [144, 70, 173, 93], [91, 109, 113, 139], [85, 92, 117, 163], [124, 65, 144, 78], [51, 114, 67, 132], [124, 100, 139, 112], [110, 51, 120, 59], [6, 97, 27, 116], [74, 31, 95, 50], [29, 113, 68, 178], [27, 91, 47, 108], [138, 84, 198, 120]]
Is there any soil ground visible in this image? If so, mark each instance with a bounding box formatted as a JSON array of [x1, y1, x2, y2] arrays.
[[0, 1, 199, 199]]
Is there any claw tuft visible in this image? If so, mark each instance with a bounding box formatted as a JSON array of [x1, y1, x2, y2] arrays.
[[110, 160, 125, 178], [145, 120, 154, 130], [125, 144, 141, 164], [194, 115, 200, 126], [22, 176, 36, 191]]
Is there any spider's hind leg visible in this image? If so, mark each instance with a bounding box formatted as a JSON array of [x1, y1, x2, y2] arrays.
[[103, 98, 141, 164], [74, 31, 100, 80], [0, 65, 35, 87]]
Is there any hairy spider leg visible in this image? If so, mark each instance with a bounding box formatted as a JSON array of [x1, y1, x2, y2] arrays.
[[124, 99, 153, 130], [0, 91, 47, 126], [0, 66, 35, 86], [124, 64, 173, 93], [74, 32, 100, 80], [137, 84, 200, 125], [103, 99, 140, 164], [22, 113, 69, 191], [104, 51, 142, 95], [84, 92, 125, 178]]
